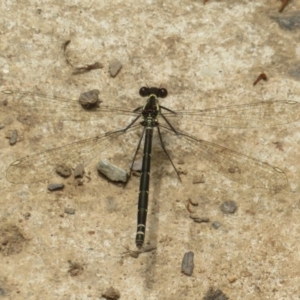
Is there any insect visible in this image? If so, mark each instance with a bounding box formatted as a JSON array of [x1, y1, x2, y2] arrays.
[[2, 87, 299, 248]]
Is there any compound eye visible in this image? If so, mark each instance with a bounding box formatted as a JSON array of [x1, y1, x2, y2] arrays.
[[139, 87, 149, 97], [158, 88, 168, 98]]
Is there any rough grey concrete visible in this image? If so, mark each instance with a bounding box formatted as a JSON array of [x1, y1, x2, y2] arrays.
[[1, 1, 300, 299]]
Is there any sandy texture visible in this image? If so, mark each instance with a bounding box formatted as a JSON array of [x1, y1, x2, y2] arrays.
[[1, 0, 300, 299]]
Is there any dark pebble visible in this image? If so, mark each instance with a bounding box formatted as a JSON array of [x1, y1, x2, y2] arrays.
[[190, 215, 210, 223], [212, 221, 221, 229], [9, 129, 18, 145], [78, 89, 101, 108], [64, 208, 76, 215], [181, 251, 194, 276], [56, 164, 72, 178], [220, 200, 237, 214], [47, 183, 64, 191]]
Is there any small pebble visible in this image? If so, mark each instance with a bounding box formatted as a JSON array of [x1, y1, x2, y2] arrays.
[[220, 200, 237, 214], [74, 163, 84, 178], [78, 89, 101, 108], [190, 215, 210, 223], [0, 124, 4, 130], [56, 164, 72, 178], [47, 183, 64, 191], [109, 59, 122, 77], [212, 221, 221, 229], [64, 207, 76, 215], [9, 129, 18, 145], [181, 251, 194, 276], [98, 159, 128, 182]]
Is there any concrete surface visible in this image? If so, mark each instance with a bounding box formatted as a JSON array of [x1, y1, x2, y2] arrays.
[[0, 0, 300, 299]]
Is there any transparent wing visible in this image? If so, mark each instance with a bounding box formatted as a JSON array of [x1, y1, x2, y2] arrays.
[[1, 90, 140, 121], [161, 126, 287, 192], [6, 126, 141, 184], [163, 100, 300, 128]]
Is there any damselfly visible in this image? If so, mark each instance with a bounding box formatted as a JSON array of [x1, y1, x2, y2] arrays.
[[2, 87, 299, 248]]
